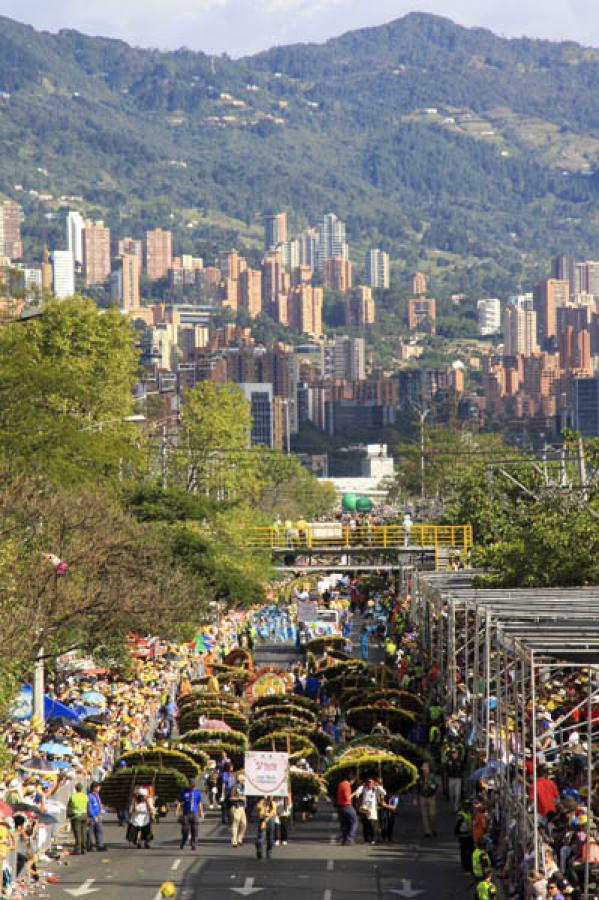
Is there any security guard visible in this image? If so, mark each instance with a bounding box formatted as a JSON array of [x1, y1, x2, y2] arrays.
[[475, 872, 496, 900], [67, 783, 90, 855], [455, 800, 474, 872], [472, 841, 492, 882]]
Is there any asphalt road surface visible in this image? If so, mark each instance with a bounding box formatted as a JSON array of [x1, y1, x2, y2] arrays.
[[45, 798, 468, 900], [44, 639, 468, 900]]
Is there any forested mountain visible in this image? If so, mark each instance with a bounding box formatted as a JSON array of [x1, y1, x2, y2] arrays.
[[4, 12, 599, 291]]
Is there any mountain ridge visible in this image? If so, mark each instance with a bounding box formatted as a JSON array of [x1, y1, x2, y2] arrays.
[[2, 11, 599, 297]]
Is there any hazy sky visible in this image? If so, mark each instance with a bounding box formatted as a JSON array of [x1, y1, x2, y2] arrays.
[[2, 0, 595, 57]]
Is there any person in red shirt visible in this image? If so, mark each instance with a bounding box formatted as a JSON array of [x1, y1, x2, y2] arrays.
[[336, 777, 358, 845], [535, 766, 559, 819]]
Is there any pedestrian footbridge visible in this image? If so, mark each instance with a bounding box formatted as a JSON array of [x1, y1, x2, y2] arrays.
[[245, 523, 473, 571]]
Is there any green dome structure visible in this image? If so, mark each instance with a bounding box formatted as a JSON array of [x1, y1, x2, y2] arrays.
[[355, 496, 374, 513], [341, 493, 358, 512]]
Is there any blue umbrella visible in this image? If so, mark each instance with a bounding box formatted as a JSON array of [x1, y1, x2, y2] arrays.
[[50, 759, 72, 770], [469, 760, 506, 781], [81, 691, 106, 705], [73, 705, 102, 718], [39, 742, 73, 756]]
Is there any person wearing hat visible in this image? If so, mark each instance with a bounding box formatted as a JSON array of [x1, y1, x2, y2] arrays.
[[128, 788, 154, 849]]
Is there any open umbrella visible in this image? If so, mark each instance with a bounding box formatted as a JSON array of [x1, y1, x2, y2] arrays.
[[0, 800, 13, 818], [81, 691, 106, 705], [468, 760, 506, 781], [11, 803, 58, 824], [50, 759, 72, 770], [84, 713, 110, 725], [39, 742, 73, 756], [19, 757, 56, 774], [71, 723, 98, 741], [47, 716, 75, 729]]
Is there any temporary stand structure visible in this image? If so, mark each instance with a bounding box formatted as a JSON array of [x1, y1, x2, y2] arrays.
[[414, 573, 599, 898]]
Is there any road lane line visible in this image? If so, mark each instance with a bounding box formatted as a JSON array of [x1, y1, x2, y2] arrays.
[[171, 858, 182, 871], [327, 860, 334, 871], [324, 891, 333, 900]]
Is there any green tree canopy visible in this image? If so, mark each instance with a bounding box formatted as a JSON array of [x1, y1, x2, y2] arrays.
[[0, 297, 140, 484]]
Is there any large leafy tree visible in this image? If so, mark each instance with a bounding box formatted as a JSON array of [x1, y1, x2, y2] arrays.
[[177, 381, 259, 500], [416, 425, 599, 587], [0, 297, 141, 483]]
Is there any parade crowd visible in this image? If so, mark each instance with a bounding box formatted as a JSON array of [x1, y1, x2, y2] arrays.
[[1, 562, 596, 900]]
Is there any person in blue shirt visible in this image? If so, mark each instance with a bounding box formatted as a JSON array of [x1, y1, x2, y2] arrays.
[[360, 625, 370, 660], [219, 764, 235, 825], [176, 779, 204, 850], [87, 783, 107, 852], [305, 672, 320, 700]]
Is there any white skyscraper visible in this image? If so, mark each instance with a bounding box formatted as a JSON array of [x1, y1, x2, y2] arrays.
[[66, 210, 84, 265], [477, 298, 501, 336], [317, 213, 348, 272], [365, 248, 390, 289], [52, 250, 75, 299]]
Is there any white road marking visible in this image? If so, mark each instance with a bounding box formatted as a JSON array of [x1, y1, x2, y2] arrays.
[[390, 879, 426, 897], [231, 876, 264, 896], [64, 879, 99, 897], [327, 860, 334, 871], [171, 858, 182, 871], [324, 890, 333, 900]]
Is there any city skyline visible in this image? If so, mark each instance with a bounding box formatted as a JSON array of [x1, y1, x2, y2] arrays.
[[2, 0, 598, 58]]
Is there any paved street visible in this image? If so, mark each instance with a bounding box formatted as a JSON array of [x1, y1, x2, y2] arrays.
[[44, 797, 468, 900], [44, 639, 468, 900]]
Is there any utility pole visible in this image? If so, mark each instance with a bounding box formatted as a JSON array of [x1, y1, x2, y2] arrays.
[[33, 645, 45, 725], [419, 407, 430, 500], [160, 423, 168, 489], [578, 437, 588, 503]]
